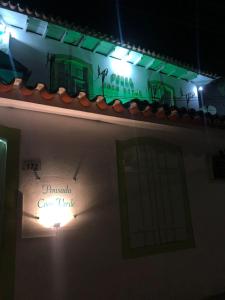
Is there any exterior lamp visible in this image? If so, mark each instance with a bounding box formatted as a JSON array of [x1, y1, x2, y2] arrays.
[[36, 194, 76, 229], [198, 86, 204, 108], [38, 202, 74, 229]]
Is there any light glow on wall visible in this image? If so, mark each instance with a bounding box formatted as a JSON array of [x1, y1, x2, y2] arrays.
[[0, 29, 9, 45], [111, 59, 132, 77], [38, 196, 74, 229], [0, 15, 17, 45], [0, 17, 8, 45], [0, 23, 5, 33]]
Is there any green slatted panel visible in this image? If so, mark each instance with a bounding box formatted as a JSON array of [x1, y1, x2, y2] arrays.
[[181, 71, 198, 80], [95, 41, 114, 55], [126, 51, 143, 64], [63, 30, 83, 44], [137, 55, 154, 67], [150, 58, 165, 71], [46, 24, 66, 41], [109, 46, 129, 59], [161, 63, 176, 75], [80, 36, 99, 50], [27, 17, 47, 35], [172, 67, 188, 78]]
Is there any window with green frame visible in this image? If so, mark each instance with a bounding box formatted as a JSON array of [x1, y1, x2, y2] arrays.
[[148, 80, 175, 106], [0, 126, 20, 300], [50, 54, 93, 96], [116, 137, 194, 258]]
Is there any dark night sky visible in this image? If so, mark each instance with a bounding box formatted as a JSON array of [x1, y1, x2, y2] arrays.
[[17, 0, 225, 76]]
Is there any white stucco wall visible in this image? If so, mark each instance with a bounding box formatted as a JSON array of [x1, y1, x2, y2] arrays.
[[0, 105, 225, 300]]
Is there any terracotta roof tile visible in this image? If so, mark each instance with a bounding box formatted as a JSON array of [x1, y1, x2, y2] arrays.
[[0, 79, 225, 130], [0, 82, 13, 92], [155, 107, 167, 120], [168, 109, 179, 121], [96, 96, 109, 111], [142, 105, 154, 118], [20, 86, 34, 97], [77, 92, 91, 107], [40, 89, 55, 101], [112, 100, 125, 113], [128, 102, 140, 115], [60, 92, 74, 104]]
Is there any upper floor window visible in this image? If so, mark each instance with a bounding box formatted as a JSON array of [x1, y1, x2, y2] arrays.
[[50, 54, 92, 96], [148, 80, 175, 106]]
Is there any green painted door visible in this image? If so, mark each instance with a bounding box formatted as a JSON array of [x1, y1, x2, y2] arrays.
[[0, 139, 7, 247], [0, 126, 20, 300]]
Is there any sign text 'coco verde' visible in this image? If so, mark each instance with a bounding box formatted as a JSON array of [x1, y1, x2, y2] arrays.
[[22, 178, 77, 237], [37, 184, 74, 209]]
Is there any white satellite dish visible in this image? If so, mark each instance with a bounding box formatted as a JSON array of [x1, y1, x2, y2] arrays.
[[201, 105, 217, 115], [207, 105, 217, 115]]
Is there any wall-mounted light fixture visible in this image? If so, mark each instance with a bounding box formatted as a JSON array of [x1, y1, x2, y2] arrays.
[[35, 192, 77, 230]]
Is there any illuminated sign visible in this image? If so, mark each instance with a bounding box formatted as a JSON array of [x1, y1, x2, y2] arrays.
[[22, 177, 76, 238], [37, 184, 75, 229]]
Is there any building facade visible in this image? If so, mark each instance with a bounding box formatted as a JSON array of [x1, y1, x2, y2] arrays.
[[0, 3, 225, 300]]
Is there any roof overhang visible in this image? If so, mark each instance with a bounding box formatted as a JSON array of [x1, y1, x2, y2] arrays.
[[0, 4, 217, 84]]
